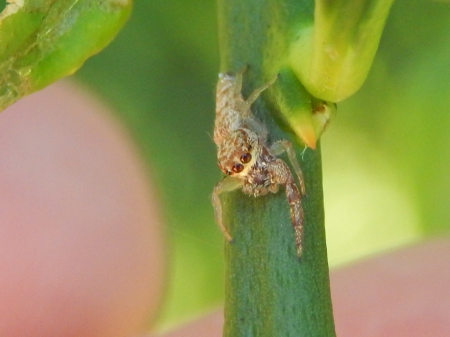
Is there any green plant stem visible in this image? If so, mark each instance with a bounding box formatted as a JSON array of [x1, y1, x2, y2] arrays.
[[218, 0, 336, 336]]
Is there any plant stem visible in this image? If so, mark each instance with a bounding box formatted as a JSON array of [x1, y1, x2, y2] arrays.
[[218, 0, 336, 336]]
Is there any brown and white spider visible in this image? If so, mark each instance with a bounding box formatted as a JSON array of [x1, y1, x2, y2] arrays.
[[211, 68, 306, 257]]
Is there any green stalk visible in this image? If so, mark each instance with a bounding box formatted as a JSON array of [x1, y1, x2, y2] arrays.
[[223, 145, 335, 336], [218, 0, 393, 334], [218, 0, 335, 336]]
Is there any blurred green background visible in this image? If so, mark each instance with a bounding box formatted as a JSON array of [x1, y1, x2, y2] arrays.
[[40, 0, 450, 331]]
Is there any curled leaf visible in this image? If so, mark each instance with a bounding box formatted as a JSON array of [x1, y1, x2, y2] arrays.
[[0, 0, 132, 111]]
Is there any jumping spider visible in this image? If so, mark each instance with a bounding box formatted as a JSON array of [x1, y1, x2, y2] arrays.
[[212, 68, 306, 257]]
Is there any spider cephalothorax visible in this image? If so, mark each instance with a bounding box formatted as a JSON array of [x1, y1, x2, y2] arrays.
[[212, 69, 305, 257], [217, 128, 259, 177]]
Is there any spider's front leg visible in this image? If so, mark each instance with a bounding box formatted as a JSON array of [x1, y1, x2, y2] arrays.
[[270, 140, 306, 195], [285, 178, 304, 257], [212, 176, 243, 242], [244, 74, 278, 110], [269, 158, 304, 257]]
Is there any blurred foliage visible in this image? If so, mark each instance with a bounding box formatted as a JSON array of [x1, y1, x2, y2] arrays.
[[75, 0, 222, 329], [67, 0, 450, 330], [325, 0, 450, 263]]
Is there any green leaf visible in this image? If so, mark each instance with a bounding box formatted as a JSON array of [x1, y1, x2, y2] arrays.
[[0, 0, 131, 111], [272, 67, 336, 149], [289, 0, 395, 102]]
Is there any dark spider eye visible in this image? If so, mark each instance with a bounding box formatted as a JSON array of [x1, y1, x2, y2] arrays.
[[231, 163, 244, 173], [225, 170, 232, 176], [240, 153, 252, 164]]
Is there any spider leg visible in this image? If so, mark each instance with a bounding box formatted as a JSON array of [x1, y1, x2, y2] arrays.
[[244, 75, 277, 108], [212, 176, 243, 242], [270, 140, 306, 195], [269, 158, 304, 257], [233, 67, 245, 96], [285, 179, 304, 257]]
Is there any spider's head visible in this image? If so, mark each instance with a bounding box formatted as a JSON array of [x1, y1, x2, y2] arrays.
[[217, 128, 259, 178]]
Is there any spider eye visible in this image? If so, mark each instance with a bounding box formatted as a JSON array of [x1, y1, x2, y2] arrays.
[[240, 153, 252, 164], [231, 163, 244, 173], [225, 170, 232, 176]]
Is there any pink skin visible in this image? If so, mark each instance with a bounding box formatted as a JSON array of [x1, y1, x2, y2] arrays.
[[332, 238, 450, 337], [3, 81, 450, 337], [0, 82, 166, 337], [149, 239, 450, 337]]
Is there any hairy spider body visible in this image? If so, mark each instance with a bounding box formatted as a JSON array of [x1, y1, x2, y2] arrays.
[[212, 69, 306, 257]]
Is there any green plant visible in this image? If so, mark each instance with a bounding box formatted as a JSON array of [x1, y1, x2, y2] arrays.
[[4, 0, 450, 333], [218, 0, 393, 335]]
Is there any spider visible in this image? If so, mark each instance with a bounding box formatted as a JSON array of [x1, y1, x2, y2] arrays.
[[212, 68, 306, 257]]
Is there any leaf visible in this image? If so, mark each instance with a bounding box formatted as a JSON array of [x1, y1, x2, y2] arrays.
[[289, 0, 395, 102], [0, 0, 132, 111]]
